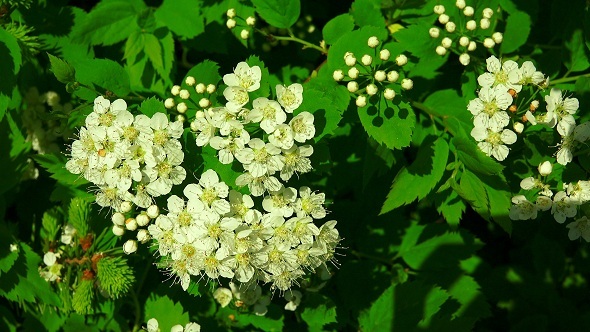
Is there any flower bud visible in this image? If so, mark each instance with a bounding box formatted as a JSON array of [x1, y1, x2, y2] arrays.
[[147, 205, 160, 218], [387, 71, 399, 82], [195, 83, 206, 93], [438, 14, 449, 24], [123, 240, 138, 255], [45, 91, 60, 106], [509, 105, 517, 113], [445, 21, 456, 33], [240, 29, 250, 39], [456, 0, 466, 9], [347, 81, 359, 93], [434, 5, 445, 14], [530, 100, 539, 111], [136, 213, 150, 227], [429, 27, 440, 38], [508, 89, 517, 97], [538, 161, 553, 176], [112, 212, 125, 226], [366, 84, 378, 96], [436, 45, 447, 55], [199, 98, 211, 108], [120, 201, 132, 213], [348, 67, 359, 79], [333, 70, 344, 81], [441, 37, 452, 48], [344, 53, 357, 66], [137, 229, 150, 243], [374, 70, 386, 82], [395, 54, 408, 66], [463, 6, 474, 16], [459, 53, 470, 66], [361, 54, 372, 66], [112, 225, 125, 236], [492, 32, 503, 44], [176, 114, 186, 122], [480, 18, 490, 29], [171, 85, 181, 96], [401, 78, 413, 90], [483, 38, 495, 48], [185, 76, 196, 86], [125, 218, 138, 231], [467, 41, 477, 51], [190, 120, 199, 132], [227, 8, 236, 18], [483, 8, 494, 19], [379, 49, 391, 61], [367, 36, 380, 48], [356, 95, 367, 107], [179, 89, 190, 99], [207, 84, 217, 94], [177, 102, 187, 114], [246, 16, 256, 26], [466, 20, 476, 31], [384, 88, 395, 100], [164, 98, 175, 109], [459, 36, 469, 47], [513, 122, 524, 134]]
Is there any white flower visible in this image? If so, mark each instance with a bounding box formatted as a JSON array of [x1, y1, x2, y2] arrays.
[[518, 61, 545, 85], [228, 190, 259, 223], [276, 84, 303, 113], [144, 154, 186, 197], [148, 215, 176, 256], [149, 113, 184, 157], [236, 138, 284, 177], [536, 196, 553, 211], [223, 86, 250, 113], [263, 187, 297, 217], [235, 172, 282, 196], [213, 287, 233, 307], [566, 180, 590, 204], [295, 187, 326, 219], [509, 195, 537, 220], [249, 97, 286, 134], [269, 124, 295, 149], [520, 177, 540, 190], [567, 216, 590, 241], [545, 88, 579, 130], [223, 62, 262, 92], [184, 169, 230, 215], [470, 126, 517, 161], [86, 97, 127, 127], [555, 122, 590, 165], [551, 191, 577, 223], [468, 85, 512, 129], [477, 56, 522, 93], [289, 112, 315, 143], [146, 318, 159, 332], [284, 290, 303, 311]]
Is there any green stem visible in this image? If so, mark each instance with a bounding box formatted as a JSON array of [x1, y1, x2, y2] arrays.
[[257, 28, 326, 54], [550, 73, 590, 85]]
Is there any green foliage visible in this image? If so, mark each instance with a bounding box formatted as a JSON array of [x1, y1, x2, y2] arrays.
[[154, 0, 205, 40], [251, 0, 300, 29], [500, 10, 531, 53], [322, 14, 355, 45], [68, 197, 91, 236], [72, 279, 95, 315], [96, 256, 135, 299], [300, 294, 337, 331], [351, 0, 384, 28], [144, 294, 189, 332], [47, 54, 76, 84], [41, 207, 62, 243]]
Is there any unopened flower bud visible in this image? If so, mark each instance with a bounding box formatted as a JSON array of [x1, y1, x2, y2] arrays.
[[190, 120, 199, 132], [112, 212, 125, 226], [356, 95, 367, 107], [333, 70, 344, 81], [466, 20, 476, 30], [508, 89, 517, 97], [530, 100, 539, 111], [136, 213, 150, 227], [164, 98, 175, 109], [123, 240, 138, 255], [344, 53, 357, 66], [185, 76, 196, 86], [207, 84, 217, 94], [445, 22, 456, 33], [480, 18, 490, 29], [483, 8, 494, 19], [374, 70, 386, 82], [438, 14, 450, 24], [196, 83, 206, 93], [441, 37, 452, 48], [436, 45, 447, 55], [348, 67, 359, 79], [112, 225, 125, 236], [240, 29, 250, 39], [179, 89, 190, 99], [176, 114, 186, 122], [508, 105, 517, 113], [45, 91, 60, 106], [459, 53, 470, 66], [538, 161, 553, 176], [463, 6, 474, 16], [459, 36, 469, 47], [361, 54, 373, 66], [177, 102, 187, 114], [120, 201, 132, 213], [387, 71, 399, 82], [483, 38, 495, 48], [429, 27, 440, 38], [137, 229, 150, 243], [379, 49, 391, 61], [125, 218, 138, 231], [455, 0, 466, 9], [347, 81, 359, 93], [227, 8, 236, 18], [401, 78, 413, 90], [171, 85, 181, 96], [367, 36, 380, 48], [147, 205, 160, 218], [492, 32, 503, 44], [199, 98, 211, 108], [384, 88, 395, 100], [366, 84, 378, 96], [246, 16, 256, 26], [467, 41, 477, 51], [434, 5, 445, 14], [513, 122, 524, 134], [396, 54, 408, 66]]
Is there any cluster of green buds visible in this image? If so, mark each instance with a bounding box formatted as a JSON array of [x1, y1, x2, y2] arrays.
[[226, 7, 256, 40]]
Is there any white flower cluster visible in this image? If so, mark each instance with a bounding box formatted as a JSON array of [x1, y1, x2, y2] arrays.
[[225, 8, 256, 40], [39, 251, 63, 282], [430, 2, 502, 65], [144, 318, 200, 332], [148, 169, 340, 292], [66, 96, 187, 211], [468, 56, 548, 161], [332, 36, 413, 107]]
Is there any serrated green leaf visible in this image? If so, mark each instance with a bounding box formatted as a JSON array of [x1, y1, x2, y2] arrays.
[[33, 153, 88, 186], [71, 0, 146, 46], [453, 137, 504, 175], [392, 22, 446, 79], [144, 33, 164, 77], [434, 187, 466, 229], [328, 26, 388, 72], [301, 294, 337, 331], [423, 89, 471, 138], [154, 0, 205, 39], [456, 170, 488, 215], [96, 257, 135, 299], [501, 10, 531, 53], [201, 145, 242, 189], [74, 58, 131, 98], [41, 207, 62, 242], [0, 224, 18, 275], [144, 294, 189, 332], [381, 136, 449, 214], [252, 0, 300, 29], [47, 53, 76, 83], [351, 0, 384, 28], [359, 96, 416, 150], [400, 231, 481, 270], [564, 29, 590, 73], [124, 30, 145, 60], [0, 26, 22, 74], [322, 14, 355, 45], [359, 284, 394, 332], [0, 113, 31, 194], [68, 197, 91, 236], [140, 97, 166, 117], [482, 175, 512, 234]]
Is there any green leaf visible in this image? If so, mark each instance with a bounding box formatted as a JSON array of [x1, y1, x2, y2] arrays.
[[322, 14, 355, 45], [359, 96, 416, 150], [246, 55, 271, 100], [400, 231, 481, 270], [500, 10, 531, 53], [144, 33, 164, 77], [351, 0, 385, 28], [68, 197, 91, 236], [33, 153, 89, 186], [47, 53, 76, 84], [74, 58, 131, 98], [201, 145, 242, 189], [144, 295, 189, 332], [564, 29, 590, 73], [0, 224, 18, 275], [301, 294, 337, 331], [251, 0, 300, 29], [456, 169, 488, 215], [359, 284, 394, 332], [182, 60, 221, 114], [124, 30, 145, 60], [299, 77, 349, 141], [155, 0, 205, 39], [381, 136, 449, 214], [0, 113, 31, 194], [423, 89, 471, 138], [96, 257, 135, 299], [0, 27, 22, 74], [140, 97, 166, 117], [434, 188, 466, 229], [71, 0, 146, 46], [453, 137, 505, 176], [392, 22, 446, 79], [328, 26, 388, 72]]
